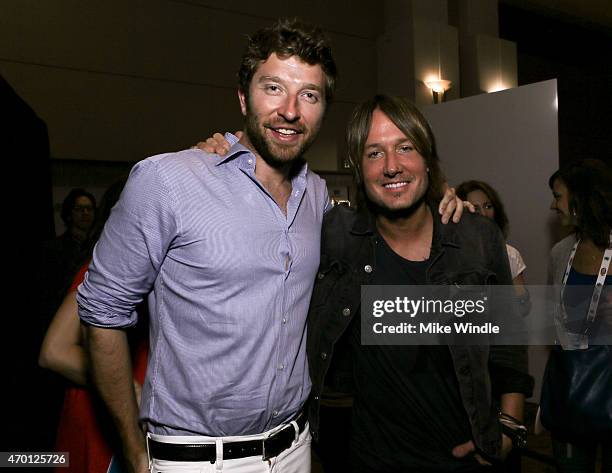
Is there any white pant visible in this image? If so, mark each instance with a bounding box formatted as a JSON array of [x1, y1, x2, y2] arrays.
[[147, 422, 311, 473]]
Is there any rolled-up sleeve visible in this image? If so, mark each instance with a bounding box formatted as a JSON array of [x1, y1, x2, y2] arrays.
[[489, 359, 534, 396], [78, 157, 179, 328]]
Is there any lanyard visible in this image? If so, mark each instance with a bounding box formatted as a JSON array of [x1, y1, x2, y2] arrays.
[[560, 231, 612, 330]]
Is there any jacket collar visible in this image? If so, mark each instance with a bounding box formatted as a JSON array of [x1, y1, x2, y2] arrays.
[[350, 209, 376, 236], [349, 202, 462, 251], [431, 207, 461, 252]]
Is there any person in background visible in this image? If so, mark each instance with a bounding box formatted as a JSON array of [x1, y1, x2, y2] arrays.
[[457, 180, 526, 285], [42, 188, 97, 316], [456, 182, 527, 472], [40, 178, 148, 473], [37, 188, 98, 454], [541, 159, 612, 473], [60, 189, 97, 242]]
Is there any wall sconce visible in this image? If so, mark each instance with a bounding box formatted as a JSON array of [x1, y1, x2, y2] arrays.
[[425, 79, 452, 104]]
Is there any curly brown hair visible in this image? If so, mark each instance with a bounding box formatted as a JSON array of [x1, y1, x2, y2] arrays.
[[237, 18, 337, 105]]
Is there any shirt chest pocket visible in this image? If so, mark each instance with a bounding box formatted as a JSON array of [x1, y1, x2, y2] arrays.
[[312, 254, 366, 306]]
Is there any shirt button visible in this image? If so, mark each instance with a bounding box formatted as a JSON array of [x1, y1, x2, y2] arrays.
[[320, 352, 327, 360], [247, 158, 253, 165], [364, 265, 373, 273], [282, 318, 287, 324], [317, 272, 325, 280], [278, 363, 285, 370], [342, 307, 351, 316], [272, 410, 279, 417]]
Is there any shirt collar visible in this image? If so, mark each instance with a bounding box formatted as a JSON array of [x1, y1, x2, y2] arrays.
[[216, 133, 310, 181], [216, 132, 251, 166]]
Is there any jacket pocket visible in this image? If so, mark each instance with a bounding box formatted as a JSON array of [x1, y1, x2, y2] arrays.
[[310, 257, 346, 308], [442, 267, 496, 285]]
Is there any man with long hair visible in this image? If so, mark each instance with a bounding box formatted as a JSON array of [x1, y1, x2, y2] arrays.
[[307, 95, 533, 472]]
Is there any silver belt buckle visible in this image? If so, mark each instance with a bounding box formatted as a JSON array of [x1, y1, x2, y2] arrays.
[[261, 423, 286, 461], [262, 435, 273, 461]]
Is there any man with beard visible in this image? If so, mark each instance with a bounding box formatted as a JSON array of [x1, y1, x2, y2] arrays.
[[78, 19, 334, 473], [306, 96, 533, 472]]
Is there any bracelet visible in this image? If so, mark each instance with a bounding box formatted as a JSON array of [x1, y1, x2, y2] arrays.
[[498, 412, 527, 449], [516, 288, 531, 317]]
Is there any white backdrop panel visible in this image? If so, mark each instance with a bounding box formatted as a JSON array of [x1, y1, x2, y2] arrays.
[[423, 80, 559, 399]]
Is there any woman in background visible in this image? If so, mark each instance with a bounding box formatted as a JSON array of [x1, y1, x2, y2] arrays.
[[542, 159, 612, 473], [39, 178, 148, 473], [457, 180, 530, 473], [457, 180, 527, 294]]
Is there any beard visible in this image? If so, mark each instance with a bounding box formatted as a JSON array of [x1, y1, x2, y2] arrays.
[[244, 101, 319, 169]]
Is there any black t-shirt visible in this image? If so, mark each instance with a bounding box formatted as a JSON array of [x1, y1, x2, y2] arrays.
[[349, 236, 484, 472]]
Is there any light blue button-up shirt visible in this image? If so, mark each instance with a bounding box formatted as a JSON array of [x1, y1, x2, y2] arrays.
[[78, 136, 330, 436]]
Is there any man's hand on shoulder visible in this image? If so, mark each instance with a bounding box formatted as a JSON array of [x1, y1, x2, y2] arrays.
[[192, 131, 242, 156], [439, 183, 476, 224]]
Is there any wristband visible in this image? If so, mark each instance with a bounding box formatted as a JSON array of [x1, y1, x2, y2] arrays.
[[498, 412, 527, 449]]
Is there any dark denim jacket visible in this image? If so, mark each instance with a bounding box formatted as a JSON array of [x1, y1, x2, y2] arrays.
[[307, 205, 534, 460]]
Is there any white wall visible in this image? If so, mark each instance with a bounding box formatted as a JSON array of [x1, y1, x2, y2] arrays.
[[423, 79, 560, 399], [423, 79, 559, 285]]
